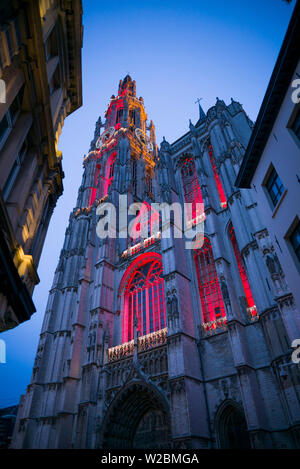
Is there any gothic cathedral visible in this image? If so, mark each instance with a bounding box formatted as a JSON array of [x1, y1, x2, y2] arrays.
[[12, 76, 300, 449]]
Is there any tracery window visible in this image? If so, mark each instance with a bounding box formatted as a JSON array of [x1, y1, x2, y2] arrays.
[[181, 157, 203, 221], [194, 237, 226, 324], [122, 256, 166, 343], [228, 223, 256, 317]]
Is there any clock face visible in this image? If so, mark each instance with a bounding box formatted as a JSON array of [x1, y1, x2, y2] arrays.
[[96, 127, 116, 149], [135, 128, 153, 152]]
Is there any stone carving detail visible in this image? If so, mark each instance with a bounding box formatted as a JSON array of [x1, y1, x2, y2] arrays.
[[265, 253, 287, 294], [220, 277, 230, 306]]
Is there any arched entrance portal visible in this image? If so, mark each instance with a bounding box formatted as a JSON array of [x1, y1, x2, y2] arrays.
[[216, 401, 251, 449], [101, 382, 171, 449]]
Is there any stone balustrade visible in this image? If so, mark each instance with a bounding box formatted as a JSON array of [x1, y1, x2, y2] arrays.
[[107, 327, 168, 362]]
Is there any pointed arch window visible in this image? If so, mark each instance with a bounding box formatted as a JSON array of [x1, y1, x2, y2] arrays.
[[194, 237, 226, 326], [181, 157, 203, 221], [122, 256, 166, 343], [208, 145, 227, 208], [228, 223, 257, 317]]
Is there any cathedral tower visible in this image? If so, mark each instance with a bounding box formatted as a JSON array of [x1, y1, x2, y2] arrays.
[[12, 79, 300, 449]]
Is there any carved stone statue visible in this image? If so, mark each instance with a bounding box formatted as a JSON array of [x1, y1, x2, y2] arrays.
[[221, 278, 230, 305], [171, 294, 178, 315]]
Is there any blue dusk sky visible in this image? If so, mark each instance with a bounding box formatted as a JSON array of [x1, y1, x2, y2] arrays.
[[0, 0, 295, 407]]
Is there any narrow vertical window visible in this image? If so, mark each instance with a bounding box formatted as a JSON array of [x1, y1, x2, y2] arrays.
[[265, 166, 284, 207], [89, 163, 101, 206], [289, 221, 300, 263], [194, 237, 226, 329], [132, 158, 137, 195], [181, 157, 203, 221], [103, 152, 116, 197], [229, 223, 257, 317], [208, 145, 227, 208]]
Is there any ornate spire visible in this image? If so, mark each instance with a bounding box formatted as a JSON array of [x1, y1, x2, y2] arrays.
[[195, 98, 206, 126], [118, 74, 136, 96]]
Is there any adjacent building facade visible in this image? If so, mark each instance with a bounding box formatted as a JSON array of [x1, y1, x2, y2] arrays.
[[236, 1, 300, 316], [11, 75, 300, 449], [0, 0, 83, 332]]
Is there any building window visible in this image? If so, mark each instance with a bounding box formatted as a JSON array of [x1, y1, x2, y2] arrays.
[[208, 144, 227, 208], [49, 64, 61, 95], [122, 256, 166, 343], [14, 17, 22, 49], [129, 201, 159, 244], [290, 221, 300, 263], [89, 163, 101, 206], [45, 24, 58, 62], [145, 172, 153, 198], [3, 138, 28, 200], [116, 108, 123, 125], [194, 237, 226, 325], [129, 109, 136, 126], [5, 28, 14, 58], [0, 114, 10, 144], [0, 85, 24, 148], [181, 157, 203, 221], [132, 158, 137, 194], [265, 167, 284, 207], [228, 223, 257, 317], [103, 152, 116, 197], [291, 109, 300, 141]]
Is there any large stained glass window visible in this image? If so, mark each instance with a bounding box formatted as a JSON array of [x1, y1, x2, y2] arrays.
[[194, 237, 226, 325], [122, 256, 166, 343]]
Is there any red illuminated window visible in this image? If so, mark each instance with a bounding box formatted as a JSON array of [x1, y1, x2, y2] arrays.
[[122, 257, 166, 342], [89, 163, 101, 206], [229, 223, 256, 316], [194, 237, 226, 324], [103, 152, 116, 197], [130, 201, 160, 244], [181, 157, 203, 220], [208, 145, 227, 208]]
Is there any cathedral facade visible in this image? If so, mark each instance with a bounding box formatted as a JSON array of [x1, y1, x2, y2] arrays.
[[12, 76, 300, 449]]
